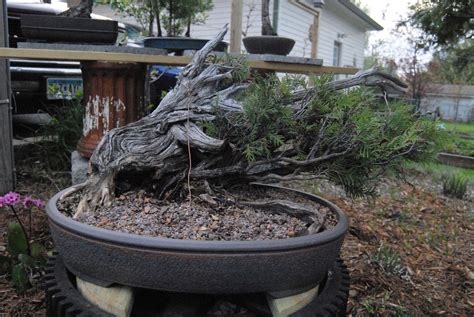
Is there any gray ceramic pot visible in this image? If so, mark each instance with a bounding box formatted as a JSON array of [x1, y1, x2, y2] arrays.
[[243, 36, 295, 55], [46, 184, 348, 294]]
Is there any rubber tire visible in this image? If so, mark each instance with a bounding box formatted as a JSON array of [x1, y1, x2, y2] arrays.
[[43, 256, 349, 317], [292, 258, 350, 317], [239, 258, 350, 317], [43, 255, 113, 317]]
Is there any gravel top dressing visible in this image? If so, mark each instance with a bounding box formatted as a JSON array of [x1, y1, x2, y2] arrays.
[[57, 187, 337, 241]]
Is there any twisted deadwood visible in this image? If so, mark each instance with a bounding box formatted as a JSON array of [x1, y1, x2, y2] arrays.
[[73, 26, 408, 219]]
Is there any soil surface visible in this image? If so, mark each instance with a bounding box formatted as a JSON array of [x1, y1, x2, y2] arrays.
[[57, 187, 335, 240]]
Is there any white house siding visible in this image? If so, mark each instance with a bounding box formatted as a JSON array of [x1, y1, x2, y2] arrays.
[[316, 1, 366, 68], [190, 0, 272, 45], [191, 0, 368, 69], [276, 1, 315, 58], [94, 0, 371, 69]]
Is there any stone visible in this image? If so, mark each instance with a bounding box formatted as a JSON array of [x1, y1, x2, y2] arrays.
[[267, 285, 319, 317], [71, 150, 89, 185], [76, 277, 134, 317]]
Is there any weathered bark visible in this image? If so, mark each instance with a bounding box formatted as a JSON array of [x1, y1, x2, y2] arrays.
[[73, 26, 408, 219]]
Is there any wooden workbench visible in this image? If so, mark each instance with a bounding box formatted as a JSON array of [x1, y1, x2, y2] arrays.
[[0, 44, 358, 75]]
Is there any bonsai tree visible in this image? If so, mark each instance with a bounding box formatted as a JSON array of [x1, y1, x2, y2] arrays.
[[66, 27, 441, 218]]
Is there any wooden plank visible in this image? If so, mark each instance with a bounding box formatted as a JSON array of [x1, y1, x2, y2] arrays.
[[229, 0, 243, 53], [248, 60, 358, 74], [0, 48, 358, 75], [0, 0, 15, 194], [0, 48, 190, 65], [310, 14, 320, 59]]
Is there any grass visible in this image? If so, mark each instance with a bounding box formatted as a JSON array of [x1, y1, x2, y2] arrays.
[[372, 244, 405, 276], [404, 161, 474, 180], [441, 121, 474, 135]]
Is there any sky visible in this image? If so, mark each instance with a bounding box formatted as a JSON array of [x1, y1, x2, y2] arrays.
[[358, 0, 432, 62]]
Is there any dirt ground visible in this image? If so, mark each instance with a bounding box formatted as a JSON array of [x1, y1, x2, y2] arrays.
[[1, 145, 473, 316]]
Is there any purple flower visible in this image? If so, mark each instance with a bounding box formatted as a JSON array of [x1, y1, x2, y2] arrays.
[[0, 196, 5, 208], [32, 199, 44, 208], [22, 196, 33, 207], [3, 192, 20, 205]]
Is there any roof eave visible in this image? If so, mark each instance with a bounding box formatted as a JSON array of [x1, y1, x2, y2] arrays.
[[338, 0, 383, 31]]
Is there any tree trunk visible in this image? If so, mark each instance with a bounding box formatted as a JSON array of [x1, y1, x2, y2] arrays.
[[168, 0, 174, 36], [261, 0, 276, 35], [155, 4, 162, 37], [148, 14, 155, 37]]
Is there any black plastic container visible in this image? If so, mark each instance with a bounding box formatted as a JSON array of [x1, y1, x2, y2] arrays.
[[20, 14, 118, 44]]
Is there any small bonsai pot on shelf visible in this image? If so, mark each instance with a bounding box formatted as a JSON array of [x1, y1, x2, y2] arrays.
[[242, 0, 295, 56]]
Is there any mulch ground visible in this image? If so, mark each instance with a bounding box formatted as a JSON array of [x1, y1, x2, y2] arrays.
[[1, 145, 473, 316]]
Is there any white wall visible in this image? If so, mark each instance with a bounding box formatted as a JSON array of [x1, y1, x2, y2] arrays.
[[276, 0, 314, 58], [97, 0, 369, 68], [421, 95, 474, 122], [190, 0, 271, 46], [191, 0, 368, 68], [317, 1, 366, 68]]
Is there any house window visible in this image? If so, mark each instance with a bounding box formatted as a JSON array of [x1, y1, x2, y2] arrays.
[[333, 41, 341, 66]]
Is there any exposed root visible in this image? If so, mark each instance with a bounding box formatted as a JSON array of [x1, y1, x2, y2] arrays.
[[239, 199, 319, 224], [73, 172, 117, 219]]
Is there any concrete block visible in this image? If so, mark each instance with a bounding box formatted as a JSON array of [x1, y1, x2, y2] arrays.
[[71, 150, 89, 185]]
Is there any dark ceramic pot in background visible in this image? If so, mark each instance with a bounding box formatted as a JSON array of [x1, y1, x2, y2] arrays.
[[243, 36, 295, 56], [46, 184, 348, 294], [144, 37, 228, 55]]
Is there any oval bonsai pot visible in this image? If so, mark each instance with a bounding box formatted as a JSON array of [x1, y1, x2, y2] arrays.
[[243, 36, 295, 55], [46, 184, 348, 294]]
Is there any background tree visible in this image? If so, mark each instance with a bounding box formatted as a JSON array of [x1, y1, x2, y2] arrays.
[[426, 40, 474, 85], [159, 0, 213, 37], [108, 0, 212, 37], [405, 0, 473, 47]]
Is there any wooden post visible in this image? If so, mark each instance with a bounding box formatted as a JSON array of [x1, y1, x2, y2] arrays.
[[0, 0, 15, 194], [310, 14, 320, 60], [229, 0, 243, 53]]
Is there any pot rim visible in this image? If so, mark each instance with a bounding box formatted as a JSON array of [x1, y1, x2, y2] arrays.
[[243, 35, 296, 41], [46, 183, 348, 253]]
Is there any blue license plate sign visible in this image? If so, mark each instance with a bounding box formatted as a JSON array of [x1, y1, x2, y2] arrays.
[[47, 77, 83, 100]]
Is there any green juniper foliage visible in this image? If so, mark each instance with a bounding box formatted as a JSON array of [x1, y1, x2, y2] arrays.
[[203, 74, 443, 197]]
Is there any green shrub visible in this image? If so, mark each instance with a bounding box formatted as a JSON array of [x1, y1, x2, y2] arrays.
[[38, 98, 84, 170], [443, 173, 468, 199]]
